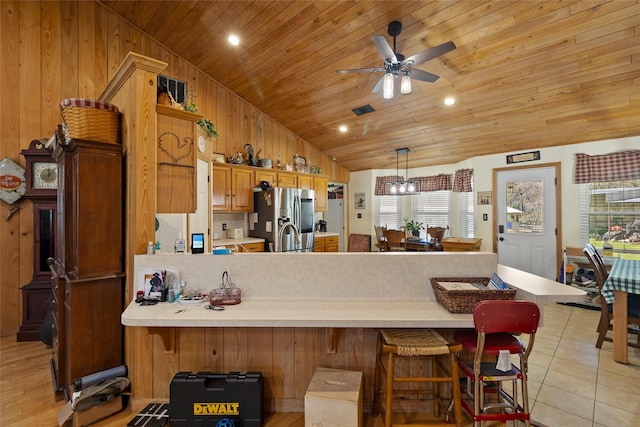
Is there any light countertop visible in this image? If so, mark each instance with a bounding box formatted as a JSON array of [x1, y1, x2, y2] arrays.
[[122, 252, 585, 328], [313, 231, 339, 238], [212, 237, 265, 246]]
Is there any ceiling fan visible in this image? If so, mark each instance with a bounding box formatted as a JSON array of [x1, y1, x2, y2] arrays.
[[336, 21, 456, 98]]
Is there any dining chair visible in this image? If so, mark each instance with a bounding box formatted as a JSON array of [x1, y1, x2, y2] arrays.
[[583, 244, 640, 349], [382, 229, 406, 251], [373, 225, 388, 252], [348, 233, 371, 252], [427, 226, 448, 242]]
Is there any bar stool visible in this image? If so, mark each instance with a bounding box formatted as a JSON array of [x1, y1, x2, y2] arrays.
[[373, 328, 463, 427]]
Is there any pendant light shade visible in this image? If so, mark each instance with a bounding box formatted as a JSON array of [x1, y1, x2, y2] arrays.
[[383, 73, 394, 99], [400, 74, 412, 94], [385, 148, 419, 195]]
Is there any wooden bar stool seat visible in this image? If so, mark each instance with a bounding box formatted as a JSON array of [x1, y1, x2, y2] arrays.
[[373, 328, 463, 427]]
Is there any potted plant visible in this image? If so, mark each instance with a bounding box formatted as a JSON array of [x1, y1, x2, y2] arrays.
[[405, 220, 424, 238], [183, 93, 218, 138]]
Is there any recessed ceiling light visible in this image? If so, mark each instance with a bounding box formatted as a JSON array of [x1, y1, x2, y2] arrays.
[[444, 97, 456, 106], [339, 125, 348, 133], [228, 35, 240, 46]]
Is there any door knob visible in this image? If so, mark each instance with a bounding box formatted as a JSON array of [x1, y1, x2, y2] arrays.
[[499, 237, 505, 241]]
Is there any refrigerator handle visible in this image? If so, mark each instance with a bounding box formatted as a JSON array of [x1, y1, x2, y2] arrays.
[[294, 194, 301, 228]]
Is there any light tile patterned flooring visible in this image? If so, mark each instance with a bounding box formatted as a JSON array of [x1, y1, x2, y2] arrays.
[[526, 303, 640, 426]]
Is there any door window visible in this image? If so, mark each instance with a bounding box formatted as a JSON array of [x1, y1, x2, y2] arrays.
[[505, 180, 543, 234]]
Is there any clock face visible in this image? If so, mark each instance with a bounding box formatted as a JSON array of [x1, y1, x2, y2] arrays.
[[197, 135, 207, 153], [33, 162, 58, 189]]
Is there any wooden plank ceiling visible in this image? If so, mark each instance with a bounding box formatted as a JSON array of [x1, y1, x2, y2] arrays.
[[101, 0, 640, 172]]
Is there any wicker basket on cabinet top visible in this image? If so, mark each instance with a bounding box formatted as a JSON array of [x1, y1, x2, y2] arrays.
[[60, 98, 120, 144]]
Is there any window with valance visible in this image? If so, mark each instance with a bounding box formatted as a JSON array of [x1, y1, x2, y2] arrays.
[[575, 150, 640, 256]]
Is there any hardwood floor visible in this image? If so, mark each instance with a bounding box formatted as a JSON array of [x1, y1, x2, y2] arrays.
[[0, 334, 507, 427], [0, 336, 310, 426]]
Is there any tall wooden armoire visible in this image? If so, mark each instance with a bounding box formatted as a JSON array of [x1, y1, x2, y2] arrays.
[[50, 128, 125, 399]]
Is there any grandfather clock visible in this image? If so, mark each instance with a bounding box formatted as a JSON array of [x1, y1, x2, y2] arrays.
[[18, 139, 57, 341]]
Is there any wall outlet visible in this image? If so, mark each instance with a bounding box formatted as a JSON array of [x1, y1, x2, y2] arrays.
[[222, 223, 227, 230]]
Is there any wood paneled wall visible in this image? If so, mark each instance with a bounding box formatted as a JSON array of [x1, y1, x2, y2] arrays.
[[0, 0, 348, 336]]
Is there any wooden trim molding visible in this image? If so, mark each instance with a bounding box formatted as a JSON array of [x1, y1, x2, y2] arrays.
[[100, 52, 167, 103]]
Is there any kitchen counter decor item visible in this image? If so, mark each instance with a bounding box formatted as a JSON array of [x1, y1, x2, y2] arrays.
[[430, 276, 516, 313], [60, 98, 120, 144], [210, 271, 241, 306]]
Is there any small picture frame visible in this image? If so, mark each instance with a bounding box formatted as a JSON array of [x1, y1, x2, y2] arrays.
[[212, 152, 225, 163], [354, 192, 366, 209], [478, 191, 492, 205]]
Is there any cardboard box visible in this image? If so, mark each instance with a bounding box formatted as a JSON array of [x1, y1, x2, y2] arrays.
[[58, 395, 124, 427], [305, 367, 362, 427]]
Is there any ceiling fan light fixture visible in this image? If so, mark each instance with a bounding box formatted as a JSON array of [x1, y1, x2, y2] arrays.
[[383, 72, 394, 99], [401, 74, 411, 94]]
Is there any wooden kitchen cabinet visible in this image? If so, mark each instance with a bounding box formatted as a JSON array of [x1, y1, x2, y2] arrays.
[[211, 164, 253, 212], [314, 176, 328, 211], [254, 169, 276, 186], [156, 105, 201, 213], [276, 172, 298, 188], [297, 174, 313, 190], [314, 235, 339, 252], [212, 165, 231, 211], [223, 242, 264, 252]]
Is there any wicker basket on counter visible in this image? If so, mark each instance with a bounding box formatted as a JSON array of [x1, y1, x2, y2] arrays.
[[430, 277, 517, 313], [60, 98, 120, 144]]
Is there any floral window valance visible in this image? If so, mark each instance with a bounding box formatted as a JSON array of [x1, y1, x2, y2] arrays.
[[574, 151, 640, 183]]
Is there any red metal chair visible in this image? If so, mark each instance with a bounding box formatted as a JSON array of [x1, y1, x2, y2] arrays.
[[453, 300, 540, 427]]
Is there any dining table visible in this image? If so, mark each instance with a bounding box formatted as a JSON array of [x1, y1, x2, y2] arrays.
[[403, 238, 434, 251], [601, 258, 640, 364]]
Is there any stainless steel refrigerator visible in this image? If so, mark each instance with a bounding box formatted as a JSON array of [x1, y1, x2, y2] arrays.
[[250, 187, 315, 252]]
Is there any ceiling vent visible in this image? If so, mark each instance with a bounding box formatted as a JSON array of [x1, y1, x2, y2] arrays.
[[352, 104, 375, 116]]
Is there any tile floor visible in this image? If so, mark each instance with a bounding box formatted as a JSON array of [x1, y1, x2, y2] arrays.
[[525, 302, 640, 426]]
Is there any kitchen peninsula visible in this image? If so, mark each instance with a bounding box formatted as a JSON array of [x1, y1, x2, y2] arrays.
[[122, 252, 585, 411]]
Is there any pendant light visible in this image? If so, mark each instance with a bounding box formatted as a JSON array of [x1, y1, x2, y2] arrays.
[[383, 73, 394, 99], [386, 148, 419, 195], [400, 72, 412, 94]]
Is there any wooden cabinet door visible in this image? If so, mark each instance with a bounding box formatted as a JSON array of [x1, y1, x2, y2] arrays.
[[255, 170, 277, 187], [314, 176, 328, 211], [212, 165, 231, 211], [277, 172, 297, 188], [231, 168, 254, 212], [314, 237, 324, 252], [156, 106, 200, 213], [297, 175, 313, 190], [324, 235, 339, 252]]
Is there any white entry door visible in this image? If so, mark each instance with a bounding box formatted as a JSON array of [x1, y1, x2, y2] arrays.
[[495, 165, 560, 280]]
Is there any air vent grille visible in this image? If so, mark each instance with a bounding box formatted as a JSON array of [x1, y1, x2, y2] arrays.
[[352, 104, 375, 116]]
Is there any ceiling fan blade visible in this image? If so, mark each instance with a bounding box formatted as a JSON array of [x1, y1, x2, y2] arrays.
[[373, 35, 397, 64], [372, 75, 385, 93], [410, 68, 440, 83], [336, 67, 385, 74], [404, 41, 456, 66]]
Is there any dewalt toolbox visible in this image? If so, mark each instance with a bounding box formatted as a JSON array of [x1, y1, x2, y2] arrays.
[[170, 371, 263, 427]]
